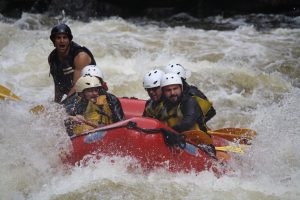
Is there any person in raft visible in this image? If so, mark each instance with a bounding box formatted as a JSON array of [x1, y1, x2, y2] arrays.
[[64, 74, 124, 136], [159, 73, 216, 156], [142, 69, 165, 119], [165, 63, 216, 124], [48, 23, 96, 103]]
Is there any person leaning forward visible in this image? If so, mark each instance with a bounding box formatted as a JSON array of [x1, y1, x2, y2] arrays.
[[48, 23, 96, 103]]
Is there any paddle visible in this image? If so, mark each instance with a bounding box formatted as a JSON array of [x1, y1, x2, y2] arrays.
[[182, 130, 245, 154], [0, 85, 21, 101], [29, 104, 45, 114], [69, 115, 98, 128], [208, 128, 257, 144], [215, 145, 245, 154], [0, 84, 46, 114]]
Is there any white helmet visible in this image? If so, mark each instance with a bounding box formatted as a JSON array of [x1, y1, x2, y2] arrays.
[[160, 73, 182, 88], [75, 75, 101, 92], [81, 65, 104, 79], [165, 63, 186, 79], [143, 69, 165, 89]]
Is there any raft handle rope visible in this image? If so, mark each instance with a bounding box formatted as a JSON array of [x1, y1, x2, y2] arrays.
[[126, 121, 186, 149], [70, 120, 218, 158], [71, 120, 186, 149]]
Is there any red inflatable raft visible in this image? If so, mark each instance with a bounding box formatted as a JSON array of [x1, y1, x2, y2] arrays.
[[65, 98, 231, 174]]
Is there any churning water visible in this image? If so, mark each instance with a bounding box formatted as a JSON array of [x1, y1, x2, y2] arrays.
[[1, 13, 300, 199]]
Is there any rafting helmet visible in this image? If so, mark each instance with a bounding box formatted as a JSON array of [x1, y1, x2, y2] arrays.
[[160, 73, 182, 88], [143, 69, 165, 89], [81, 65, 104, 79], [75, 75, 101, 93], [50, 24, 73, 42], [165, 63, 186, 79]]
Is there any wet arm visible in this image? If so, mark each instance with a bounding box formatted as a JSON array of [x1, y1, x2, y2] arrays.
[[109, 94, 125, 122], [67, 52, 92, 96], [54, 82, 63, 103]]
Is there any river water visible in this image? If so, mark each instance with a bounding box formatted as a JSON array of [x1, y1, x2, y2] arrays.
[[0, 13, 300, 199]]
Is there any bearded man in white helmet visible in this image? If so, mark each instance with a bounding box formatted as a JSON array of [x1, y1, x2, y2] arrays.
[[64, 73, 124, 136], [165, 63, 216, 123], [160, 73, 208, 133], [160, 73, 216, 156], [142, 69, 165, 119]]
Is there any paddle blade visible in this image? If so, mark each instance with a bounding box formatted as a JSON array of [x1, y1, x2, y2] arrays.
[[216, 146, 245, 154], [208, 128, 257, 144], [0, 85, 21, 101], [183, 130, 213, 145], [30, 105, 45, 114]]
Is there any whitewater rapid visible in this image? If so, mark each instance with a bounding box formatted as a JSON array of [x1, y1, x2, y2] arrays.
[[0, 13, 299, 199]]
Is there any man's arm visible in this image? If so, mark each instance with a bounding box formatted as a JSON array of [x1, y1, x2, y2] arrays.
[[107, 93, 125, 122], [172, 97, 202, 133], [54, 82, 64, 103], [67, 52, 92, 97]]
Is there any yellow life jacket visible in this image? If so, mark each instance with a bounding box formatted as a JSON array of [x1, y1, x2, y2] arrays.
[[160, 103, 202, 132], [72, 123, 95, 136], [85, 95, 113, 125], [72, 95, 113, 135], [144, 100, 164, 119], [160, 103, 212, 145], [192, 96, 212, 117]]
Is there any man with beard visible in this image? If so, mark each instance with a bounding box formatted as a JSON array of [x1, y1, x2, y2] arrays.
[[142, 69, 165, 119], [165, 63, 216, 123], [48, 23, 96, 103], [160, 73, 207, 133], [160, 73, 215, 156]]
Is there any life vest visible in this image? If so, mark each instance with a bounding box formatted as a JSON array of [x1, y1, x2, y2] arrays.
[[160, 102, 213, 145], [184, 82, 215, 122], [192, 96, 213, 117], [85, 95, 113, 125], [161, 104, 201, 130], [71, 95, 113, 135], [49, 41, 96, 94], [143, 100, 164, 119]]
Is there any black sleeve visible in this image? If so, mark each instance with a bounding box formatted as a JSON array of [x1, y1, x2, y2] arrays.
[[62, 94, 88, 116], [107, 93, 125, 122], [188, 85, 208, 100], [172, 97, 203, 133]]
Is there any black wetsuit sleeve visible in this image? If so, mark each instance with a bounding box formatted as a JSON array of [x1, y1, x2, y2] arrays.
[[107, 93, 125, 122], [63, 94, 85, 116], [188, 85, 208, 100], [172, 97, 203, 133]]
